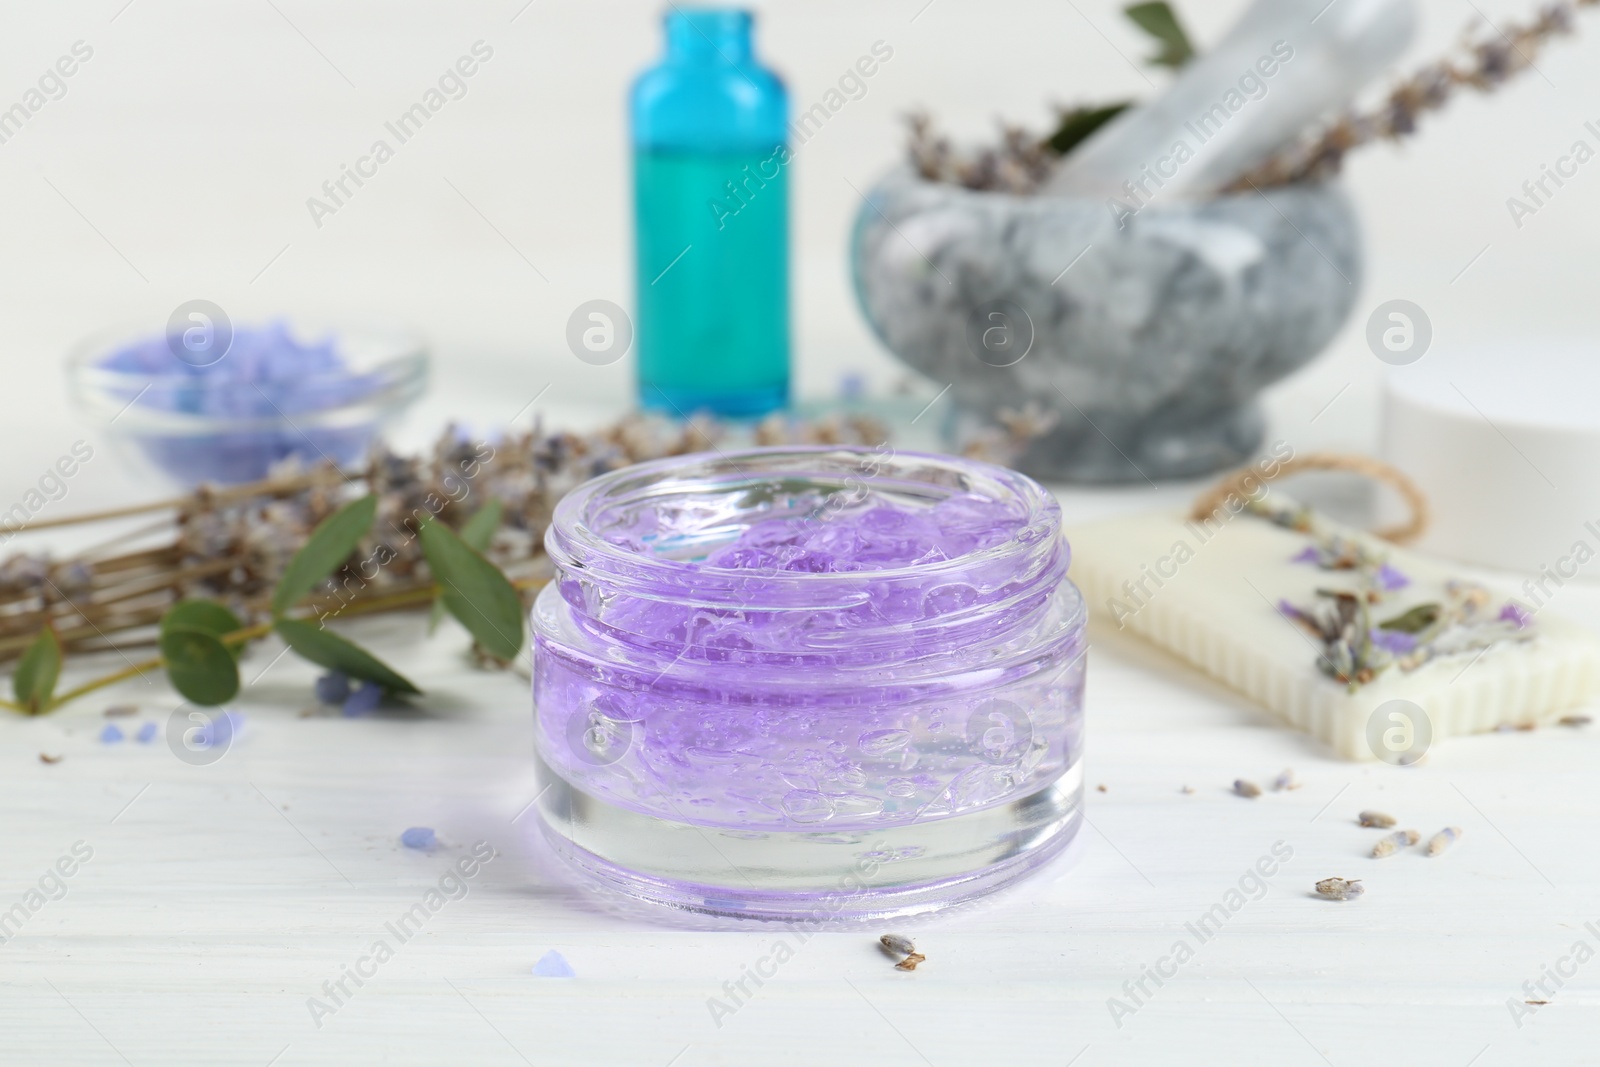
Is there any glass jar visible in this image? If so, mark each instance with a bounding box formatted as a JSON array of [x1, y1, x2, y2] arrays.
[[531, 446, 1086, 920]]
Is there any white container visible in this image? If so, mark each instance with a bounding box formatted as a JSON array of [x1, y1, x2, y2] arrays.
[[1382, 341, 1600, 573]]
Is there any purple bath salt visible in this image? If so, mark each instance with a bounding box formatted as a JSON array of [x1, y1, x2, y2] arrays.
[[342, 681, 382, 717], [135, 721, 158, 744], [400, 827, 436, 850], [531, 950, 576, 978], [532, 447, 1087, 920], [315, 671, 352, 706], [96, 321, 386, 485], [98, 321, 377, 416], [99, 723, 124, 743]]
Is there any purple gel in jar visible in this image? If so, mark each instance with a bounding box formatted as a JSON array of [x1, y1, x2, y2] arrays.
[[531, 447, 1086, 920]]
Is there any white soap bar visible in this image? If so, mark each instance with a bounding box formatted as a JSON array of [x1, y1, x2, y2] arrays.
[[1067, 508, 1600, 760]]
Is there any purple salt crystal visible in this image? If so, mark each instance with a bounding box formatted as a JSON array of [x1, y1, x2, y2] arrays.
[[197, 710, 245, 748], [1498, 602, 1533, 629], [315, 671, 352, 706], [532, 950, 576, 977], [1376, 563, 1410, 591], [98, 321, 374, 418], [400, 826, 435, 849], [1369, 628, 1417, 655], [135, 721, 158, 744], [342, 681, 382, 717], [100, 723, 124, 743], [97, 321, 388, 485], [1290, 546, 1321, 564]]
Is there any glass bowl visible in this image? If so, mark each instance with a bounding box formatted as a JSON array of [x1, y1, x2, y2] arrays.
[[66, 319, 429, 486]]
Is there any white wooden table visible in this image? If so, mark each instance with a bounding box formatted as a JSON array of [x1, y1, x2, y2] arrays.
[[4, 422, 1598, 1067], [5, 0, 1600, 1061]]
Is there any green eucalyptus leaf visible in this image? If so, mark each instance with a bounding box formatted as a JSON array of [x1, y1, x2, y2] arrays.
[[160, 627, 241, 706], [162, 599, 244, 640], [1379, 603, 1441, 634], [274, 618, 421, 695], [271, 494, 378, 617], [1045, 102, 1132, 157], [459, 499, 503, 552], [1124, 1, 1195, 69], [430, 500, 503, 635], [419, 516, 524, 660], [14, 628, 63, 713]]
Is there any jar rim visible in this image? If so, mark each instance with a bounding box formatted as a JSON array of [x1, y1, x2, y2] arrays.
[[546, 445, 1062, 589]]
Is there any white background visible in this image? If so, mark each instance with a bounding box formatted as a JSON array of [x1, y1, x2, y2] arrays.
[[2, 0, 1598, 497], [2, 2, 1600, 1064]]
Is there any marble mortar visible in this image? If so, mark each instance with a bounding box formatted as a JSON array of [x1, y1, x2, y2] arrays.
[[851, 168, 1361, 483]]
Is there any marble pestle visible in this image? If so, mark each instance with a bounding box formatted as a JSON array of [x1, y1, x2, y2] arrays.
[[1043, 0, 1416, 201]]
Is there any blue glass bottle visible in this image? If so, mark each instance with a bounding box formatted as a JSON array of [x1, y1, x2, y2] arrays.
[[631, 7, 789, 417]]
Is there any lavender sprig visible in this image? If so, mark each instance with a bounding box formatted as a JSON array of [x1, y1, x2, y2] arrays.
[[1236, 0, 1598, 189]]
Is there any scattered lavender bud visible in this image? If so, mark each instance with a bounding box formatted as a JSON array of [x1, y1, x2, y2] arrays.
[[1426, 826, 1462, 856], [342, 681, 382, 717], [1233, 779, 1262, 798], [1498, 602, 1533, 629], [1315, 877, 1365, 901], [879, 933, 917, 959], [1271, 768, 1300, 791], [100, 724, 124, 743], [315, 671, 351, 706], [1559, 715, 1592, 727], [39, 753, 62, 764], [1358, 811, 1396, 828], [531, 950, 576, 978], [103, 704, 138, 718], [1371, 829, 1421, 857], [400, 826, 436, 850], [135, 721, 158, 744], [1180, 784, 1195, 794], [896, 952, 927, 972], [1375, 563, 1410, 591]]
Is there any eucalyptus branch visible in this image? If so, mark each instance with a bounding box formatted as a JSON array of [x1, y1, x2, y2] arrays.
[[2, 409, 885, 716], [34, 575, 550, 714]]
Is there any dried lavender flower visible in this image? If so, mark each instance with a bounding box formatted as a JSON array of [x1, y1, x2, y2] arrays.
[[1239, 0, 1600, 188], [1315, 876, 1365, 901], [1371, 829, 1421, 857], [1233, 779, 1262, 798], [1359, 811, 1396, 828], [879, 933, 916, 959], [879, 934, 926, 970], [1427, 826, 1463, 856]]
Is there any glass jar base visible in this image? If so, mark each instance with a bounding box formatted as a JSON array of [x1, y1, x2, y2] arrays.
[[533, 756, 1082, 921]]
